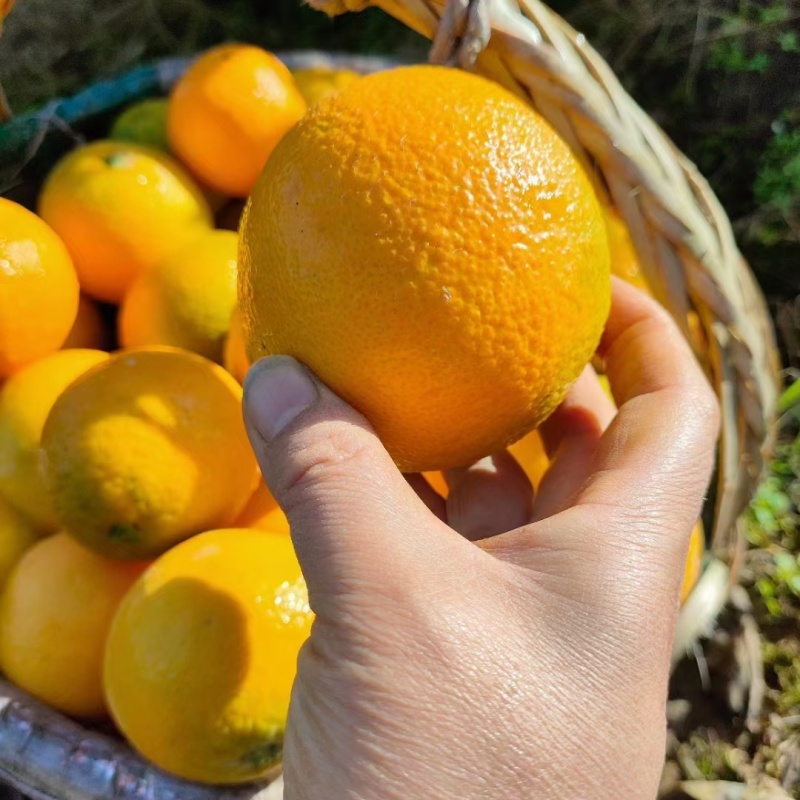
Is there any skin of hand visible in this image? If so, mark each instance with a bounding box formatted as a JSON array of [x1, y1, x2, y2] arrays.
[[242, 279, 720, 800]]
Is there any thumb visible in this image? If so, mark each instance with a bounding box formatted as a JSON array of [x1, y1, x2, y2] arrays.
[[242, 356, 445, 609]]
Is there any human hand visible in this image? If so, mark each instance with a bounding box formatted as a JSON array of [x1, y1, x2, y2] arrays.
[[242, 279, 719, 800]]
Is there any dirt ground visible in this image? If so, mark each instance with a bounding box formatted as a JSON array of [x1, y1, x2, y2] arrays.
[[663, 402, 800, 799]]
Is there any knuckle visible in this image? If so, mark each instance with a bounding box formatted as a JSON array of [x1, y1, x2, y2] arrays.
[[665, 366, 720, 441], [278, 425, 372, 501], [680, 377, 721, 446], [636, 303, 677, 341], [696, 379, 721, 438]]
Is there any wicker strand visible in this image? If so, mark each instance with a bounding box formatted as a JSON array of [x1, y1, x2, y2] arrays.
[[306, 0, 779, 559], [429, 0, 490, 68]]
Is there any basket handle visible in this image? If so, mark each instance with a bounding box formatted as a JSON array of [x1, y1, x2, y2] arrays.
[[428, 0, 490, 67]]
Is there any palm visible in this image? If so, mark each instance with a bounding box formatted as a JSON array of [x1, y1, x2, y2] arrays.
[[243, 279, 719, 800]]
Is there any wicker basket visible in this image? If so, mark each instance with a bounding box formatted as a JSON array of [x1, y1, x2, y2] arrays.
[[0, 1, 781, 794]]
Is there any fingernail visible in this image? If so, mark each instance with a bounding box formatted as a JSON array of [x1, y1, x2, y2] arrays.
[[243, 357, 318, 440]]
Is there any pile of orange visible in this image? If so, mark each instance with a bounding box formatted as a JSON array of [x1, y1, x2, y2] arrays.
[[0, 43, 703, 787]]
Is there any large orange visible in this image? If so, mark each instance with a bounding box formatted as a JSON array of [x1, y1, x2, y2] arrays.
[[119, 230, 238, 363], [38, 141, 212, 303], [0, 348, 109, 530], [0, 533, 145, 718], [41, 348, 259, 560], [240, 66, 610, 472], [104, 529, 311, 783], [167, 44, 307, 197], [223, 306, 250, 384], [0, 199, 79, 377]]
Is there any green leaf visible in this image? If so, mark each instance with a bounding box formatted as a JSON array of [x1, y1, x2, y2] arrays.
[[710, 39, 773, 73], [770, 491, 792, 515], [753, 505, 778, 529], [790, 448, 800, 478], [774, 551, 797, 569], [750, 52, 771, 73], [778, 30, 800, 52], [754, 116, 800, 214], [767, 597, 782, 616], [774, 551, 798, 580], [757, 576, 776, 598], [779, 380, 800, 413], [773, 459, 795, 476], [761, 3, 789, 24]]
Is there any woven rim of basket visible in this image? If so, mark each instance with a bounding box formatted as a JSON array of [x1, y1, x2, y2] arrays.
[[311, 0, 781, 561]]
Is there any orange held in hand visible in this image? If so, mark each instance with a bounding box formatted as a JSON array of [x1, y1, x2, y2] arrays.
[[41, 348, 259, 560], [168, 44, 307, 197], [38, 141, 212, 303], [240, 66, 611, 472], [223, 306, 250, 384], [0, 199, 79, 378], [423, 430, 550, 498]]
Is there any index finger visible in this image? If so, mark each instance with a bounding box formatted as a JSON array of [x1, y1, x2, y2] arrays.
[[482, 279, 719, 614], [576, 278, 719, 535], [596, 278, 706, 404]]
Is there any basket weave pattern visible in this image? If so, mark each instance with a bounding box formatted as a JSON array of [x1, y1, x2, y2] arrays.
[[311, 0, 780, 562]]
